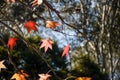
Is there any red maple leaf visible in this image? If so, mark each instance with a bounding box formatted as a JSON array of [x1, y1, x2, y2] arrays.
[[7, 37, 17, 50], [62, 44, 70, 58], [38, 73, 51, 80], [24, 20, 38, 33], [40, 39, 53, 52]]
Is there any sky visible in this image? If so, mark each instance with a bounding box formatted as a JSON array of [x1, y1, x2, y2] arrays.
[[35, 0, 96, 48], [37, 26, 79, 48]]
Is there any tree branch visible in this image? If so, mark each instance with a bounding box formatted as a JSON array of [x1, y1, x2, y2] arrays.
[[0, 20, 62, 80]]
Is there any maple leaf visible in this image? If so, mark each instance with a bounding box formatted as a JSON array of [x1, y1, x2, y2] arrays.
[[0, 60, 6, 71], [31, 0, 43, 7], [62, 44, 70, 58], [6, 0, 16, 3], [40, 39, 53, 52], [38, 73, 51, 80], [75, 77, 92, 80], [46, 20, 60, 30], [24, 20, 38, 33], [11, 70, 29, 80], [7, 37, 17, 50]]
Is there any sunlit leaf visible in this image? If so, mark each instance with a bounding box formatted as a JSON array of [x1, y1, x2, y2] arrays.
[[75, 77, 92, 80], [46, 20, 60, 30], [62, 44, 70, 58], [6, 0, 16, 3], [11, 70, 29, 80], [38, 73, 51, 80], [0, 60, 6, 71], [40, 39, 53, 52], [31, 0, 43, 7]]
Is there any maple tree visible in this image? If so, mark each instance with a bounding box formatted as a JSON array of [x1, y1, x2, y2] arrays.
[[0, 0, 119, 80], [0, 60, 6, 71]]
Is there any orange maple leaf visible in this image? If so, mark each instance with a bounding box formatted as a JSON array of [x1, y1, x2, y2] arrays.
[[46, 20, 60, 30], [38, 73, 51, 80], [75, 77, 92, 80], [7, 37, 17, 50], [31, 0, 43, 7], [6, 0, 16, 3], [11, 70, 29, 80], [24, 20, 38, 33], [62, 44, 70, 58], [40, 39, 53, 52], [0, 60, 6, 71]]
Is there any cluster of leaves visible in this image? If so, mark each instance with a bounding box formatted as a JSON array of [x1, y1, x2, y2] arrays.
[[0, 0, 114, 80], [0, 0, 71, 79], [1, 0, 70, 80], [0, 35, 68, 80]]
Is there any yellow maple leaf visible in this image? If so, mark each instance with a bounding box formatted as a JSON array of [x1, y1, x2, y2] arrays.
[[75, 77, 92, 80], [11, 70, 29, 80], [0, 60, 6, 71]]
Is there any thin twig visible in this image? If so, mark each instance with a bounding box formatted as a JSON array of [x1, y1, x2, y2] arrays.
[[43, 0, 84, 35]]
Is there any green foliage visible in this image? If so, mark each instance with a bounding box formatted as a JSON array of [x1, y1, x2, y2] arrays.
[[70, 56, 106, 80]]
